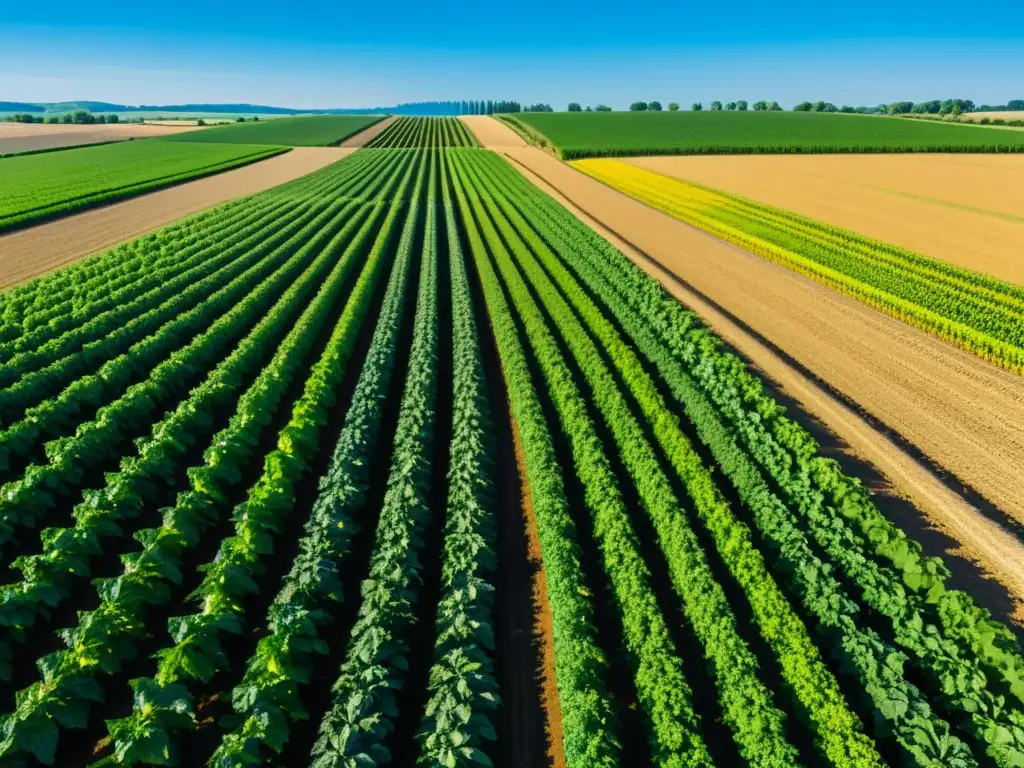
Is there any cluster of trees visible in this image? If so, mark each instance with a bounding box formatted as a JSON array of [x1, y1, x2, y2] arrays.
[[234, 116, 260, 122], [5, 113, 44, 124], [523, 103, 554, 112], [625, 100, 782, 113], [567, 103, 613, 112], [886, 99, 975, 116], [460, 100, 522, 115], [5, 110, 121, 125], [977, 99, 1024, 112], [792, 98, 1023, 116]]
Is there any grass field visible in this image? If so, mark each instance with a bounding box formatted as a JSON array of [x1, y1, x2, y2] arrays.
[[0, 132, 1022, 768], [163, 114, 385, 146], [575, 158, 1024, 373], [507, 111, 1024, 158], [0, 140, 286, 232]]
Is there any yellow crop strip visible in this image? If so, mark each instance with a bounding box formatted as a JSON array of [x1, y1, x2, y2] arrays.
[[572, 158, 1024, 375]]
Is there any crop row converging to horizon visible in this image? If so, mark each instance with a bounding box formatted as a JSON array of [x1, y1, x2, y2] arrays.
[[0, 139, 1022, 768]]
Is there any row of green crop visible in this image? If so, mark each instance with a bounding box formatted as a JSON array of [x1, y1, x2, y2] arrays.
[[469, 153, 985, 765], [365, 117, 479, 149], [310, 151, 441, 765], [0, 197, 263, 331], [0, 151, 388, 400], [0, 157, 398, 618], [0, 151, 414, 764], [483, 150, 1024, 765], [207, 154, 428, 766], [0, 170, 388, 463], [450, 151, 717, 767], [0, 153, 388, 429], [163, 114, 386, 147], [446, 152, 620, 767], [0, 192, 375, 656], [102, 150, 425, 766], [0, 145, 371, 331], [0, 180, 384, 563], [0, 152, 378, 359], [414, 153, 501, 766]]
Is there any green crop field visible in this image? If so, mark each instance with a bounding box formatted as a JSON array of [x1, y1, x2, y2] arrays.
[[163, 114, 385, 146], [506, 110, 1024, 158], [1, 137, 1022, 768], [364, 115, 479, 147], [0, 139, 286, 232]]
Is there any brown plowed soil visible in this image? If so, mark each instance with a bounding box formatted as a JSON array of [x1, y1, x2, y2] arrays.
[[0, 147, 353, 289], [339, 116, 398, 148], [622, 154, 1024, 285], [512, 420, 566, 768], [460, 116, 527, 148], [0, 122, 201, 154], [499, 146, 1024, 620]]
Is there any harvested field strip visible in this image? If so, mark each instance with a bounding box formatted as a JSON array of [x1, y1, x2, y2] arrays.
[[365, 115, 480, 148], [574, 159, 1024, 375], [0, 140, 287, 233], [1, 147, 1023, 768], [621, 154, 1024, 285]]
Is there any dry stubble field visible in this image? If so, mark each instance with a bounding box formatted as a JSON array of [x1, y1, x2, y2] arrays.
[[623, 154, 1024, 284]]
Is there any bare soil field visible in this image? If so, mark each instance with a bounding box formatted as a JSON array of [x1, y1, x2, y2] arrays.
[[622, 154, 1024, 286], [0, 122, 202, 154], [0, 147, 352, 289], [460, 115, 527, 148], [339, 116, 398, 147], [500, 144, 1024, 616]]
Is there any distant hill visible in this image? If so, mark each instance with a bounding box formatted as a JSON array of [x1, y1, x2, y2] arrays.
[[0, 102, 45, 112], [42, 101, 128, 113], [2, 100, 478, 116]]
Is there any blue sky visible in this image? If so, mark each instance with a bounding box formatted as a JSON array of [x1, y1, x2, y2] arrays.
[[2, 1, 1023, 109]]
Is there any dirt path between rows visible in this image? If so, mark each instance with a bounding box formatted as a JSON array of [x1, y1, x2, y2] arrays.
[[496, 144, 1024, 621], [623, 154, 1024, 285], [460, 115, 527, 148], [0, 147, 353, 289], [512, 420, 565, 768], [339, 116, 398, 148]]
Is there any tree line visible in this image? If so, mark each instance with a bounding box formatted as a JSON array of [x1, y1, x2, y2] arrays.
[[623, 101, 782, 112], [548, 97, 1023, 115], [5, 110, 121, 125]]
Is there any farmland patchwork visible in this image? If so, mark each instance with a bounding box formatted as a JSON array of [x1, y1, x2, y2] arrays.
[[0, 116, 1022, 768]]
